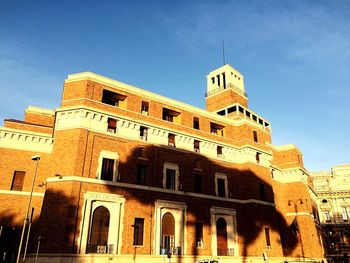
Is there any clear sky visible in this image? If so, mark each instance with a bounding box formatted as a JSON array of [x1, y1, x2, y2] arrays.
[[0, 0, 349, 171]]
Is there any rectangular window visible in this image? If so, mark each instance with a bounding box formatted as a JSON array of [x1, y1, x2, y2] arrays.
[[210, 122, 224, 137], [140, 126, 148, 141], [265, 228, 271, 247], [256, 152, 261, 163], [166, 169, 176, 190], [217, 146, 223, 157], [107, 118, 117, 133], [342, 207, 348, 221], [101, 158, 114, 181], [253, 131, 258, 142], [259, 183, 266, 201], [168, 133, 176, 147], [194, 140, 200, 152], [141, 101, 149, 115], [139, 147, 147, 158], [102, 89, 126, 107], [162, 108, 180, 123], [196, 223, 204, 243], [325, 212, 331, 221], [194, 174, 201, 193], [11, 171, 25, 191], [193, 117, 200, 129], [217, 178, 226, 197], [133, 218, 144, 246], [137, 164, 147, 185]]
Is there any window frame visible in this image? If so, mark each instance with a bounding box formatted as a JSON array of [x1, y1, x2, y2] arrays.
[[96, 151, 119, 182], [215, 172, 228, 198], [10, 170, 26, 191], [133, 217, 145, 246], [163, 163, 179, 191]]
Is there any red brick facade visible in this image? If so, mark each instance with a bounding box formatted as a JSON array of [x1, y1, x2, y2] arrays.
[[0, 66, 324, 262]]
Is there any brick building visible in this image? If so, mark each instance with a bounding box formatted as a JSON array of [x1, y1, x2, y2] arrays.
[[311, 165, 350, 262], [0, 64, 324, 262]]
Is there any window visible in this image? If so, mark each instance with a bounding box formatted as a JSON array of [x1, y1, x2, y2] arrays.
[[259, 183, 266, 201], [217, 146, 223, 157], [194, 140, 200, 152], [168, 133, 176, 147], [107, 118, 117, 133], [137, 165, 147, 185], [165, 169, 176, 190], [253, 131, 258, 142], [215, 173, 228, 198], [210, 122, 224, 137], [141, 101, 149, 115], [102, 89, 126, 107], [194, 174, 201, 193], [211, 77, 215, 84], [11, 171, 25, 191], [133, 218, 144, 246], [101, 158, 115, 181], [193, 117, 199, 129], [162, 108, 180, 123], [139, 147, 147, 158], [238, 106, 244, 113], [264, 228, 271, 248], [195, 223, 204, 247], [140, 126, 148, 141], [256, 152, 261, 163], [342, 207, 349, 221], [325, 212, 331, 222], [217, 179, 226, 197]]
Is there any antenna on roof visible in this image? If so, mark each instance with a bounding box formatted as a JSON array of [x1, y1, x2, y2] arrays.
[[222, 40, 226, 65]]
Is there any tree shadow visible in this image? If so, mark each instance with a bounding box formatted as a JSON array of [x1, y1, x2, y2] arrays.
[[0, 139, 308, 263]]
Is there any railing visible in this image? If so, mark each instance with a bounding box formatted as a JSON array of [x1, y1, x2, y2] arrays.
[[160, 246, 181, 255], [86, 243, 114, 254], [205, 83, 248, 98]]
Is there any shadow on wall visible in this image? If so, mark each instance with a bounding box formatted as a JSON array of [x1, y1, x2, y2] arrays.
[[0, 142, 299, 262]]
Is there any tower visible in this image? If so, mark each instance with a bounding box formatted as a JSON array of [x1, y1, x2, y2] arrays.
[[205, 64, 248, 113]]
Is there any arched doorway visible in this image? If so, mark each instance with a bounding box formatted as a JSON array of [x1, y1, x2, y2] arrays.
[[216, 217, 228, 256], [161, 212, 175, 254], [88, 206, 110, 253]]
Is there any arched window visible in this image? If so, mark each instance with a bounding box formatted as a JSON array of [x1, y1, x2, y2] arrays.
[[216, 217, 228, 256], [88, 206, 110, 253], [161, 212, 175, 254]]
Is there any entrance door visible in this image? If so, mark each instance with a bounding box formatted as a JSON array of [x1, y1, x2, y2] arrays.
[[216, 217, 228, 256], [161, 212, 175, 254], [88, 206, 110, 253]]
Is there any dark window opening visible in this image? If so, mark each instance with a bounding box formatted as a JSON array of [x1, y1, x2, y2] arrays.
[[141, 101, 149, 115], [140, 126, 148, 141], [87, 206, 110, 253], [210, 122, 225, 137], [252, 115, 257, 121], [222, 72, 226, 89], [166, 169, 176, 190], [217, 110, 225, 116], [245, 111, 251, 117], [107, 118, 117, 133], [102, 89, 126, 107], [194, 140, 200, 152], [227, 106, 237, 114], [193, 117, 200, 129], [217, 146, 223, 157], [11, 171, 25, 191], [194, 174, 202, 193], [259, 183, 266, 201], [253, 131, 258, 142], [137, 164, 147, 185], [238, 106, 244, 113], [196, 223, 204, 243], [168, 133, 176, 147], [259, 119, 263, 125], [217, 75, 220, 86], [265, 228, 271, 247], [211, 77, 215, 84], [256, 152, 261, 163], [217, 178, 226, 197], [133, 218, 144, 246], [162, 108, 180, 123], [101, 158, 114, 181]]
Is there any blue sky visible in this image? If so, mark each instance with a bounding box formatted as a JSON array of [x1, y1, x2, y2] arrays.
[[0, 0, 349, 171]]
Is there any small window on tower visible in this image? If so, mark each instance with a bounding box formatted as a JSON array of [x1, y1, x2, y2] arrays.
[[256, 152, 261, 163], [253, 131, 258, 142], [217, 146, 223, 157], [102, 89, 126, 107], [140, 126, 148, 141], [211, 77, 215, 84]]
